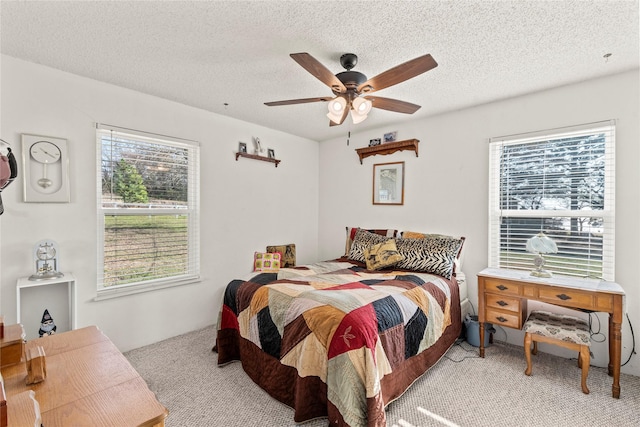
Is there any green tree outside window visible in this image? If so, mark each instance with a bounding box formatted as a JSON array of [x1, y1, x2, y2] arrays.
[[114, 159, 148, 204]]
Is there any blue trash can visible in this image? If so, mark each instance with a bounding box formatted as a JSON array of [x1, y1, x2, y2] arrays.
[[464, 315, 496, 347]]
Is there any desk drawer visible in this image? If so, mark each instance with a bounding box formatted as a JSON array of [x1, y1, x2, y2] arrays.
[[0, 342, 23, 368], [538, 288, 594, 310], [1, 324, 25, 369], [486, 294, 521, 312], [484, 279, 521, 296], [485, 308, 521, 328]]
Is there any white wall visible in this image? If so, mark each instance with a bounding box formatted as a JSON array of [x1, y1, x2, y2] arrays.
[[0, 55, 319, 351], [318, 70, 640, 376], [2, 55, 638, 376]]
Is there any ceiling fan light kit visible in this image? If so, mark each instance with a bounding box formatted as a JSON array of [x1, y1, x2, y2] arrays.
[[265, 52, 438, 127], [351, 97, 373, 123], [326, 97, 347, 123]]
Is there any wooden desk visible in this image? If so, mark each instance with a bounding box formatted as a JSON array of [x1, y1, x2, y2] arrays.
[[2, 326, 167, 426], [0, 325, 24, 369], [477, 268, 625, 398]]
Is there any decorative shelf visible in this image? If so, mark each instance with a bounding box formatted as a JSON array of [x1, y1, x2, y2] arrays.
[[235, 152, 281, 167], [355, 139, 419, 164], [17, 273, 77, 340]]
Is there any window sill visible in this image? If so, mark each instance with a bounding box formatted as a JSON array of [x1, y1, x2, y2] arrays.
[[93, 276, 200, 301]]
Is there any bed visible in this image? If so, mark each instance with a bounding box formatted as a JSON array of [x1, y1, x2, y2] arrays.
[[214, 228, 469, 427]]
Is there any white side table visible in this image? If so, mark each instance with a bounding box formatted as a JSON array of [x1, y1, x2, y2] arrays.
[[16, 273, 76, 340]]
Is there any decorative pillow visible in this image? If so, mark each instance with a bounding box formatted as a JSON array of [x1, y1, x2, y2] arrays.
[[402, 231, 426, 239], [345, 227, 398, 256], [364, 239, 404, 270], [347, 229, 393, 263], [394, 235, 464, 279], [266, 244, 296, 267], [401, 231, 466, 273], [253, 252, 281, 272]]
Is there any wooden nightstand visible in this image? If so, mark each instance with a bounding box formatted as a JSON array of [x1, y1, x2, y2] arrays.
[[477, 267, 625, 398]]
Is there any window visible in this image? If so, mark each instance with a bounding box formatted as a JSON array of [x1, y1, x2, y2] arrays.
[[488, 121, 615, 280], [96, 124, 200, 298]]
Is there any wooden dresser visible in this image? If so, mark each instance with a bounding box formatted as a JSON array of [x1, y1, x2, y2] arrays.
[[0, 325, 24, 369], [1, 326, 167, 426], [477, 268, 625, 398]]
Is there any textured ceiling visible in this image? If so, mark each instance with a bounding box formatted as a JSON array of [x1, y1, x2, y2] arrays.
[[1, 1, 638, 142]]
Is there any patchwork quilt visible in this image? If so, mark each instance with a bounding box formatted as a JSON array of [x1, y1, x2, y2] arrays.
[[215, 261, 461, 427]]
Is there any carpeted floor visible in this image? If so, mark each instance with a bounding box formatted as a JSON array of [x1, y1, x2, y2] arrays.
[[125, 326, 640, 426]]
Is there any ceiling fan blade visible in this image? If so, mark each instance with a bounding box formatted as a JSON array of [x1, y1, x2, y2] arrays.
[[291, 53, 347, 94], [329, 103, 350, 126], [365, 96, 421, 114], [264, 96, 332, 106], [357, 54, 438, 94]]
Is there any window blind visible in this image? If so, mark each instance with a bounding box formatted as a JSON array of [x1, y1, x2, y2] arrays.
[[488, 121, 615, 280], [96, 124, 200, 296]]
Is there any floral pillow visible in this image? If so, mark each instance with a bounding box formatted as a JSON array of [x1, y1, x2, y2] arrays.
[[253, 252, 281, 272]]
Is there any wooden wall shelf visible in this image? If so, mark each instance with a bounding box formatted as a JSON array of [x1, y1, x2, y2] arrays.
[[355, 139, 419, 164], [235, 152, 281, 167]]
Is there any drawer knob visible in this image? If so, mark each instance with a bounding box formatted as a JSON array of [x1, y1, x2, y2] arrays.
[[556, 294, 572, 301], [496, 316, 508, 323], [497, 300, 508, 307], [497, 285, 508, 291]]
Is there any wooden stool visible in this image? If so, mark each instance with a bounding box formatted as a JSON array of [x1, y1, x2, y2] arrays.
[[523, 310, 591, 394]]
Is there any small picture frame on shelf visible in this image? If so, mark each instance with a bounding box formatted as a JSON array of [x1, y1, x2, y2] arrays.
[[369, 138, 381, 147], [267, 149, 275, 159], [383, 131, 397, 143], [238, 142, 247, 153]]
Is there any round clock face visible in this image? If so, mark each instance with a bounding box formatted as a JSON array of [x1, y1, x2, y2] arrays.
[[30, 141, 61, 164], [36, 245, 56, 260]]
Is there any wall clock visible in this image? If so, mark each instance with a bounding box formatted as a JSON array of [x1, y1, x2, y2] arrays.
[[22, 134, 70, 202]]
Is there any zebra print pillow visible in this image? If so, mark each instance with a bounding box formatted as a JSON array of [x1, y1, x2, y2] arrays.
[[347, 228, 393, 263], [344, 227, 398, 255], [401, 231, 466, 273], [394, 235, 464, 279]]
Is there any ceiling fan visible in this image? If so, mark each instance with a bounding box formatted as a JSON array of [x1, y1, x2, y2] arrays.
[[264, 52, 438, 126]]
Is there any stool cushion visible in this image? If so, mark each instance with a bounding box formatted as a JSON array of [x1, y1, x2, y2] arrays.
[[523, 310, 590, 346]]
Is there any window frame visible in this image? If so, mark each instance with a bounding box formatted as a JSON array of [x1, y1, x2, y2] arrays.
[[95, 124, 200, 299], [488, 121, 615, 281]]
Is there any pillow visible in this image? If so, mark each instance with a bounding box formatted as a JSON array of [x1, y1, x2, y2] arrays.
[[347, 229, 393, 263], [253, 252, 281, 272], [401, 231, 466, 272], [401, 231, 426, 239], [266, 244, 296, 267], [345, 227, 398, 256], [364, 239, 404, 270], [394, 235, 464, 279]]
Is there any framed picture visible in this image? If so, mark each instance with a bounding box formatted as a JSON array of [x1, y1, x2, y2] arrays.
[[22, 134, 70, 203], [373, 161, 404, 205], [238, 142, 247, 153], [383, 131, 397, 143], [267, 149, 275, 159], [369, 138, 381, 147]]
